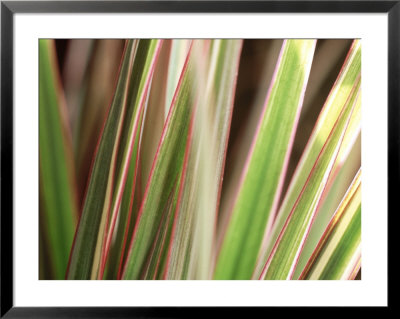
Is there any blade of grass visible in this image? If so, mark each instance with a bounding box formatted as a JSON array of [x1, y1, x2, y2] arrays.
[[39, 39, 78, 279], [107, 41, 174, 280], [122, 41, 196, 280], [103, 130, 141, 280], [292, 95, 361, 279], [214, 40, 316, 280], [256, 40, 361, 277], [67, 40, 161, 279], [140, 41, 172, 191], [140, 178, 180, 279], [259, 78, 360, 280], [189, 40, 243, 279], [163, 40, 243, 279], [122, 42, 193, 280], [216, 40, 283, 253], [140, 94, 196, 280], [299, 169, 361, 280], [66, 40, 137, 279], [164, 145, 198, 279], [165, 40, 191, 119], [99, 40, 162, 278], [146, 114, 195, 280]]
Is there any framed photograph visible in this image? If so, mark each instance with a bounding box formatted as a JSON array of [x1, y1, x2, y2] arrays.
[[1, 0, 393, 317]]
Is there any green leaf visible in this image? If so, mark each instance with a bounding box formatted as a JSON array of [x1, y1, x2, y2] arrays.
[[165, 40, 192, 119], [67, 40, 161, 279], [102, 123, 142, 280], [257, 40, 362, 277], [214, 40, 316, 280], [259, 77, 360, 280], [39, 39, 78, 279], [122, 41, 197, 280], [164, 40, 243, 279], [140, 181, 179, 279], [105, 43, 173, 280], [300, 169, 361, 280], [40, 38, 362, 281], [140, 41, 173, 190], [292, 96, 361, 279], [99, 40, 162, 278]]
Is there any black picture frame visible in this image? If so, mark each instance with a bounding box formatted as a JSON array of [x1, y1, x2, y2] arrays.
[[1, 0, 394, 317]]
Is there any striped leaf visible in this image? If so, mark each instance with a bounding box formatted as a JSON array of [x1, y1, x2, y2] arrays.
[[67, 40, 161, 279], [259, 78, 360, 280], [164, 40, 243, 280], [122, 41, 197, 280], [214, 40, 316, 280], [300, 169, 361, 280], [255, 40, 362, 278]]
